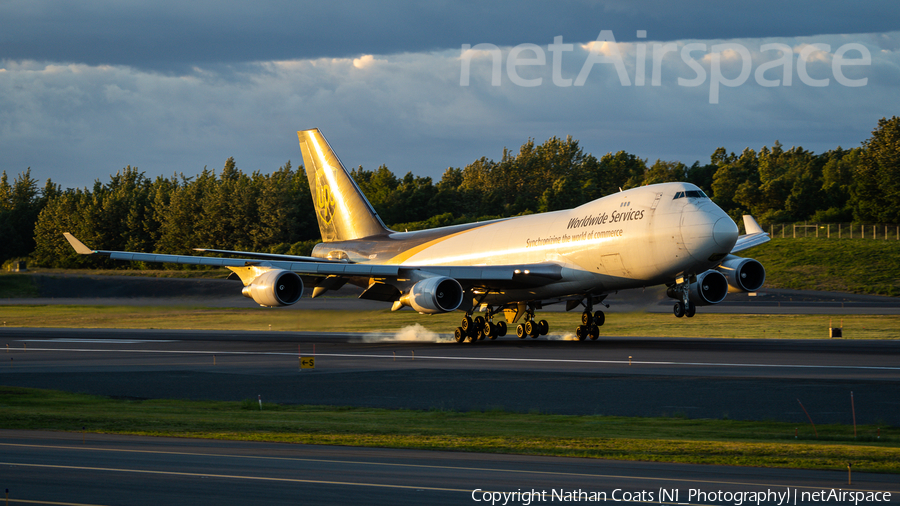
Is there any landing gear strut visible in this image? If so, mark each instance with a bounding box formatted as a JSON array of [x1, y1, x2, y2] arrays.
[[672, 279, 696, 318]]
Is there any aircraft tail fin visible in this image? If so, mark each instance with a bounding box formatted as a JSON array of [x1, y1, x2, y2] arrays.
[[297, 129, 391, 242]]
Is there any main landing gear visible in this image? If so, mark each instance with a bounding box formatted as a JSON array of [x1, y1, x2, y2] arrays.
[[454, 298, 607, 343], [575, 310, 604, 341], [514, 312, 548, 339], [574, 296, 605, 341], [454, 312, 508, 343], [455, 304, 550, 343]]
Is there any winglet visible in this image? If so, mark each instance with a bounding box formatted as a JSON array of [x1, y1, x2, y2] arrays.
[[63, 233, 95, 255], [730, 215, 770, 253], [742, 215, 765, 235]]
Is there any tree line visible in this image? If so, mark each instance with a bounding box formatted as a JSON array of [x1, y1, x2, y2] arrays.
[[2, 116, 898, 269]]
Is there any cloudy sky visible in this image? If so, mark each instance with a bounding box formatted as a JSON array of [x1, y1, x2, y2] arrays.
[[2, 0, 899, 189]]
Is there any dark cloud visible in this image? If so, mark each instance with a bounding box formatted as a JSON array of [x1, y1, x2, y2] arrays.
[[2, 0, 898, 71]]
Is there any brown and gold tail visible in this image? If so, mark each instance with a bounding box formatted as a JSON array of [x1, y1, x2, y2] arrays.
[[297, 129, 391, 242]]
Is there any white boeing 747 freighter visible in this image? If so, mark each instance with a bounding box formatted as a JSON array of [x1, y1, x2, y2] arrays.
[[65, 129, 770, 342]]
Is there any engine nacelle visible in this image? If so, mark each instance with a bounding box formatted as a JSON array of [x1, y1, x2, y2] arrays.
[[241, 269, 304, 307], [399, 276, 464, 314], [716, 254, 766, 293], [688, 269, 729, 306]]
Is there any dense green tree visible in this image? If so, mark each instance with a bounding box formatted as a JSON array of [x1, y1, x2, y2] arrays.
[[713, 147, 759, 217], [0, 169, 59, 264], [852, 116, 900, 222], [643, 160, 688, 186], [685, 161, 717, 195], [587, 151, 646, 198]]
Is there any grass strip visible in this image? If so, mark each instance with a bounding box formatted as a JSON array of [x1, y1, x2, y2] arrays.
[[750, 238, 900, 296], [0, 274, 39, 298], [0, 386, 897, 473], [1, 305, 899, 339]]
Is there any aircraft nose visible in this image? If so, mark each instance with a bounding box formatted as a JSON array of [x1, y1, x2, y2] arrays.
[[713, 217, 739, 248], [680, 208, 737, 262]]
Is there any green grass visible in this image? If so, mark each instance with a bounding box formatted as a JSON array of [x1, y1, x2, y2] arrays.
[[0, 305, 898, 339], [751, 238, 900, 296], [0, 386, 896, 473], [0, 274, 38, 298]]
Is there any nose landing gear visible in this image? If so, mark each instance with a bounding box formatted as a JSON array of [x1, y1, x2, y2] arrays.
[[671, 278, 696, 318]]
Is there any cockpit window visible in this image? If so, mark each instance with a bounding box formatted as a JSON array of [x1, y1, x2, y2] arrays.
[[673, 190, 708, 199]]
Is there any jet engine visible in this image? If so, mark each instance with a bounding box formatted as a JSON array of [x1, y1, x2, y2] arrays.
[[399, 276, 464, 314], [241, 269, 304, 307], [689, 270, 729, 305], [666, 269, 730, 306], [716, 254, 766, 293]]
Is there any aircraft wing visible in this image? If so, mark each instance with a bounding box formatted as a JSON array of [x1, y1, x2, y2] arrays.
[[65, 232, 399, 276], [192, 248, 336, 263], [730, 215, 770, 253], [63, 233, 562, 289]]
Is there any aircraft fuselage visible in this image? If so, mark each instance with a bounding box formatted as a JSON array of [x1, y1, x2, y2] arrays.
[[311, 182, 738, 305]]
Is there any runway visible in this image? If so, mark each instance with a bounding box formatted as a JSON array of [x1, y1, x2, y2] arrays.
[[2, 430, 897, 506], [2, 327, 899, 424]]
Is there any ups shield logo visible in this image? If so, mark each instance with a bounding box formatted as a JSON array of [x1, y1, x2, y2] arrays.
[[315, 173, 336, 224]]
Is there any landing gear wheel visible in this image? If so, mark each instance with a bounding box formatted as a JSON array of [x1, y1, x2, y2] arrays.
[[575, 325, 586, 341], [461, 316, 474, 332], [524, 320, 536, 336], [589, 324, 600, 340], [593, 311, 605, 327], [685, 302, 696, 318], [581, 311, 592, 325], [538, 320, 549, 335], [454, 327, 465, 343], [473, 316, 486, 330], [476, 328, 485, 340], [673, 301, 685, 318], [516, 323, 527, 339], [484, 322, 496, 339], [496, 321, 507, 336]]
